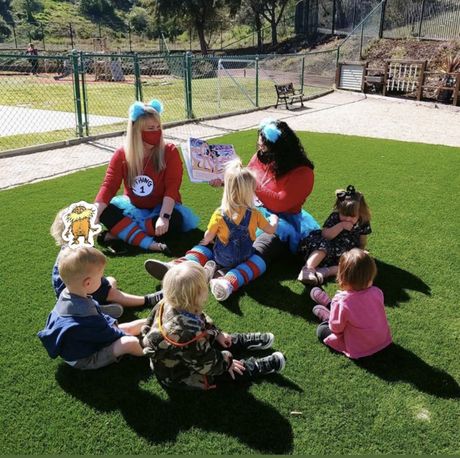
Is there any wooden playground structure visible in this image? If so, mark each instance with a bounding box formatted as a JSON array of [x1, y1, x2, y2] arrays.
[[336, 59, 460, 106]]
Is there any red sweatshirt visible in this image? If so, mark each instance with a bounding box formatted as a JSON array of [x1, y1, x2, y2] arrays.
[[248, 154, 314, 214], [95, 144, 183, 209]]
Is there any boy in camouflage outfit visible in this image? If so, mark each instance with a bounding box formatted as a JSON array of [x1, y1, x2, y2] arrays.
[[141, 262, 285, 390]]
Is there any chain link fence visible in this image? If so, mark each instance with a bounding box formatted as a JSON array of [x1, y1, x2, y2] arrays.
[[336, 2, 385, 62], [382, 0, 460, 40], [0, 50, 336, 153]]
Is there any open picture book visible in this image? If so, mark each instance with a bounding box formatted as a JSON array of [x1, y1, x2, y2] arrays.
[[180, 137, 239, 183]]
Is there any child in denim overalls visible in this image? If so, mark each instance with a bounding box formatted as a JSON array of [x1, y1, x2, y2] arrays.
[[201, 160, 278, 300]]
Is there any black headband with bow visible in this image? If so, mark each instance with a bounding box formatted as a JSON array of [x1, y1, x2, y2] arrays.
[[337, 185, 356, 201]]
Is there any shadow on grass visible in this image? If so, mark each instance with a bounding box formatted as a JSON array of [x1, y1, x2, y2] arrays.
[[374, 259, 431, 307], [55, 358, 294, 453], [99, 229, 205, 259], [221, 252, 313, 319], [355, 343, 460, 399], [201, 256, 430, 319]]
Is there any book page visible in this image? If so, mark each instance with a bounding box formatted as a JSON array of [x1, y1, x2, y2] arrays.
[[182, 137, 239, 182]]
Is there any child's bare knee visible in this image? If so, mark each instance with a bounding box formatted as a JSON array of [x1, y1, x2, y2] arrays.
[[114, 335, 142, 357], [106, 276, 117, 288]]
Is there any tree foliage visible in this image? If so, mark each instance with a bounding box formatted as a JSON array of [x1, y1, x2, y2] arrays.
[[152, 0, 241, 54], [0, 0, 13, 23], [11, 0, 43, 23], [79, 0, 114, 21]]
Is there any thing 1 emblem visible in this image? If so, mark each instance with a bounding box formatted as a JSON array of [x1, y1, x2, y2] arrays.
[[132, 175, 154, 196]]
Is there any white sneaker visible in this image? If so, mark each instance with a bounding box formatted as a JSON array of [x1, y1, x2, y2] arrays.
[[210, 278, 233, 301], [203, 260, 217, 282]]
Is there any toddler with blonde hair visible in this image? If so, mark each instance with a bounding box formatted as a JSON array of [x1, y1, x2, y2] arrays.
[[145, 159, 278, 301], [38, 247, 147, 370], [142, 262, 285, 390], [51, 208, 162, 318]]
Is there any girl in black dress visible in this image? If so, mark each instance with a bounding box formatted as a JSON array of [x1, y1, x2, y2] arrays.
[[298, 185, 371, 285]]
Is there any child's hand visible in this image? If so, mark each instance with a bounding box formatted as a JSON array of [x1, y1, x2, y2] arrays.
[[216, 332, 233, 348], [341, 221, 354, 231], [228, 359, 245, 379], [155, 217, 170, 236], [269, 214, 279, 227], [209, 178, 223, 187]]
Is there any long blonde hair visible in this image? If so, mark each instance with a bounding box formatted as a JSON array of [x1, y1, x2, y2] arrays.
[[125, 107, 165, 186], [221, 159, 256, 220], [162, 262, 208, 314], [50, 208, 67, 246]]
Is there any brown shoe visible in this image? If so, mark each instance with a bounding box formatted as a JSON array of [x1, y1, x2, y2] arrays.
[[297, 267, 324, 285]]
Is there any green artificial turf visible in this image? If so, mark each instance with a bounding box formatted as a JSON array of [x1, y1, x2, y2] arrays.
[[0, 131, 458, 454]]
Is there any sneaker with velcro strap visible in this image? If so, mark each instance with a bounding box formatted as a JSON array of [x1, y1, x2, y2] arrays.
[[244, 351, 286, 377], [312, 304, 331, 322], [231, 332, 275, 351], [310, 287, 331, 306], [145, 291, 164, 308]]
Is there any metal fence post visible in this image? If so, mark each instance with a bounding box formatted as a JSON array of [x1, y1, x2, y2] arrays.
[[417, 0, 426, 39], [359, 23, 364, 60], [379, 0, 387, 39], [133, 53, 143, 101], [71, 50, 83, 138], [301, 56, 305, 93], [255, 57, 259, 107], [79, 51, 89, 136], [331, 0, 336, 35], [184, 52, 193, 119]]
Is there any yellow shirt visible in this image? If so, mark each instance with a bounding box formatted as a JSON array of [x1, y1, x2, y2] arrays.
[[207, 208, 269, 245]]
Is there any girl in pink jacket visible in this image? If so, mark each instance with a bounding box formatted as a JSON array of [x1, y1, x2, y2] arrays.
[[310, 248, 392, 359]]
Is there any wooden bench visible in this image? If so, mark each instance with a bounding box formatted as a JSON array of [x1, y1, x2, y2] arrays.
[[274, 83, 304, 109]]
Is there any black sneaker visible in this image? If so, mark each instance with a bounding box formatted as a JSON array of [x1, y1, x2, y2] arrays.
[[144, 259, 173, 280], [145, 291, 164, 308], [245, 352, 286, 377], [231, 332, 275, 351]]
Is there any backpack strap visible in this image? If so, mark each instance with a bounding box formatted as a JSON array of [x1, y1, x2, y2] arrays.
[[221, 210, 237, 230], [239, 209, 252, 228], [158, 302, 207, 347]]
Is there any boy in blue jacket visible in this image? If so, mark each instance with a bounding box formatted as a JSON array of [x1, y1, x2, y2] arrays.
[[38, 246, 146, 370]]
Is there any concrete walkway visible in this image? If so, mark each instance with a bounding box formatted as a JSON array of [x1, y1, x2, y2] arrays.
[[1, 90, 459, 190], [0, 105, 125, 136]]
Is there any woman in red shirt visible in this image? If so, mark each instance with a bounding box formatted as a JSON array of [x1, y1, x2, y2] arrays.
[[95, 99, 198, 253], [145, 119, 318, 301]]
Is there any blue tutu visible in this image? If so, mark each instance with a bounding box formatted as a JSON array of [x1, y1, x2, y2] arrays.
[[256, 206, 319, 253], [111, 195, 199, 232]]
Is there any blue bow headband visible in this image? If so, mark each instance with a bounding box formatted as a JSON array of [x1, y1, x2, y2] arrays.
[[129, 99, 164, 122], [259, 118, 281, 143]]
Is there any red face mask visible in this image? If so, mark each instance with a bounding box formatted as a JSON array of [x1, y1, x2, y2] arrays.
[[142, 130, 162, 145]]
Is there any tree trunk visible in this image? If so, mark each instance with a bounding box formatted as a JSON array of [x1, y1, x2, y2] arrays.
[[195, 21, 208, 55], [254, 14, 263, 52], [271, 19, 277, 45]]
